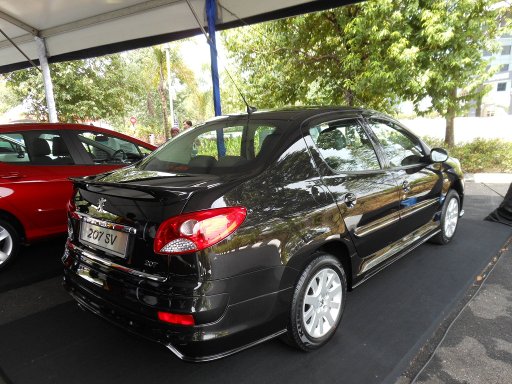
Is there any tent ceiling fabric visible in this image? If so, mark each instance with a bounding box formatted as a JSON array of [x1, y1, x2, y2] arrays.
[[0, 0, 357, 74]]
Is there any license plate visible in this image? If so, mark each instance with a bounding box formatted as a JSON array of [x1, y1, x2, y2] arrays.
[[80, 221, 129, 258]]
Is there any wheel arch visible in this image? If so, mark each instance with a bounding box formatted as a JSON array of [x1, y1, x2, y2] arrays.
[[287, 239, 355, 290], [315, 241, 354, 290], [451, 178, 464, 208], [0, 209, 25, 242]]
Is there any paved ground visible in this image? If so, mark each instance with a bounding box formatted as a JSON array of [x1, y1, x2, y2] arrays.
[[413, 242, 512, 384], [0, 182, 510, 384]]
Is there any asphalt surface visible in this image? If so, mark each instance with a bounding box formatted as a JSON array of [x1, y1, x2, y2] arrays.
[[413, 241, 512, 384], [0, 183, 511, 384]]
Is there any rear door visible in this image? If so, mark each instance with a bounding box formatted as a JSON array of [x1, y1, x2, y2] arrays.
[[305, 115, 403, 258], [364, 117, 443, 235], [0, 130, 90, 239]]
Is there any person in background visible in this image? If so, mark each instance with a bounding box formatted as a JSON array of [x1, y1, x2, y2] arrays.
[[170, 126, 180, 138], [183, 120, 192, 130]]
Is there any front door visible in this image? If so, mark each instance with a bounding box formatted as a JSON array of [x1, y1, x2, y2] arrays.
[[364, 118, 443, 237], [306, 116, 403, 258]]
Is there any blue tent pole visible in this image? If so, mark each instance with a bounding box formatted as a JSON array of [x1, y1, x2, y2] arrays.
[[206, 0, 225, 157]]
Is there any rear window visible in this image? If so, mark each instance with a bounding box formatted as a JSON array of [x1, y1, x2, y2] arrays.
[[138, 120, 280, 175]]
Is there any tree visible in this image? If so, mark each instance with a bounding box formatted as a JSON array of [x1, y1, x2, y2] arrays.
[[224, 0, 508, 145], [224, 1, 419, 114], [119, 44, 201, 141], [5, 55, 133, 123], [0, 79, 17, 115], [408, 0, 508, 146]]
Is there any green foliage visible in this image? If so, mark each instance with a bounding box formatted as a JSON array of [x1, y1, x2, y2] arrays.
[[195, 137, 241, 158], [224, 0, 509, 143], [0, 80, 17, 115], [5, 55, 132, 123], [116, 45, 198, 139], [410, 1, 508, 118], [422, 137, 512, 173], [224, 1, 420, 113]]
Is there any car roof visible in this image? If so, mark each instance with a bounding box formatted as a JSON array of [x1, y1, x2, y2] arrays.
[[206, 106, 377, 123], [0, 122, 156, 149]]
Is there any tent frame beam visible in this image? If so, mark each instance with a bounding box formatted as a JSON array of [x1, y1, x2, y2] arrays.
[[0, 0, 183, 50], [0, 10, 38, 35]]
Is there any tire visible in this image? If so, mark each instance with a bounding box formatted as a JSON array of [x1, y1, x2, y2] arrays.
[[283, 253, 347, 351], [0, 219, 20, 270], [431, 190, 460, 245]]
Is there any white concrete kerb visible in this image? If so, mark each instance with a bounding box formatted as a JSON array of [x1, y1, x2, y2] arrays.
[[465, 173, 512, 183]]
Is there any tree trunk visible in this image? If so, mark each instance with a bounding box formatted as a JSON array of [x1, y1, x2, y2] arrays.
[[158, 82, 169, 141], [475, 95, 482, 117], [444, 113, 455, 147], [444, 88, 457, 147]]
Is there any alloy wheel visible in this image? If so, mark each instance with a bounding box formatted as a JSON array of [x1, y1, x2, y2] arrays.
[[444, 197, 459, 238], [302, 268, 343, 339], [0, 224, 13, 266]]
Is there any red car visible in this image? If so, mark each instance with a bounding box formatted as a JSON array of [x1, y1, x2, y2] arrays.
[[0, 123, 156, 269]]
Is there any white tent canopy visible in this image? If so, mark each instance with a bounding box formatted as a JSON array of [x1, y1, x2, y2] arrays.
[[0, 0, 356, 73]]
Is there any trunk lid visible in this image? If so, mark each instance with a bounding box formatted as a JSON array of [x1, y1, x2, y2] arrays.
[[70, 168, 225, 278]]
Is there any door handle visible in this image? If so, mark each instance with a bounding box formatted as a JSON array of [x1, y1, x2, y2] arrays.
[[402, 180, 411, 193], [344, 193, 357, 208]]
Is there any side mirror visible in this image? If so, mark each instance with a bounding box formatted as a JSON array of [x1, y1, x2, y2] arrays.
[[430, 147, 449, 163]]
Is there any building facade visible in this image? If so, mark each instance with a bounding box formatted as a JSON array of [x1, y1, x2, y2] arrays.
[[481, 17, 512, 116]]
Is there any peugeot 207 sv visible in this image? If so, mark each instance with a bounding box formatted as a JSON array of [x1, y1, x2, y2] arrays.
[[63, 107, 464, 361], [0, 123, 155, 270]]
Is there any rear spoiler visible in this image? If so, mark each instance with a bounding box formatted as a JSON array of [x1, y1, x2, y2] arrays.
[[69, 177, 204, 201]]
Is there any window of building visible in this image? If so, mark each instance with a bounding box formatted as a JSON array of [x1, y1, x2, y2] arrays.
[[497, 82, 507, 92], [502, 45, 511, 55], [499, 64, 510, 73]]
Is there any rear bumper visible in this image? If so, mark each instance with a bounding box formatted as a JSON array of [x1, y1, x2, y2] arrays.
[[62, 244, 291, 361]]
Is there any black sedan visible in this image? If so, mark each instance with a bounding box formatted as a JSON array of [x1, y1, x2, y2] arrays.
[[62, 107, 464, 361]]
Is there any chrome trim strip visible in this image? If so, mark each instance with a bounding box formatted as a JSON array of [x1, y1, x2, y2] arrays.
[[73, 244, 167, 282], [359, 222, 439, 274], [353, 227, 441, 288], [400, 198, 439, 219], [354, 212, 400, 237], [75, 212, 137, 235], [459, 209, 465, 217], [77, 265, 104, 287]]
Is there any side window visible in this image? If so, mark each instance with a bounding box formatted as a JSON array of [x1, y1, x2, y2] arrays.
[[309, 119, 381, 172], [77, 131, 143, 164], [254, 126, 277, 156], [0, 134, 29, 163], [367, 119, 424, 167], [22, 132, 74, 165]]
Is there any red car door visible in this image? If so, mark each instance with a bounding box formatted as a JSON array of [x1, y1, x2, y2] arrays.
[[0, 131, 121, 241]]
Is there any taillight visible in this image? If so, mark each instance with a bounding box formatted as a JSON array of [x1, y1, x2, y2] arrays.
[[157, 311, 195, 326], [154, 207, 247, 255]]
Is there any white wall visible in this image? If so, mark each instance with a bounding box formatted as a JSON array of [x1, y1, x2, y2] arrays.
[[399, 116, 512, 143]]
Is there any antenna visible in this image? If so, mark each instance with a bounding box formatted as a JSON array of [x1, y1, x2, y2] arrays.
[[223, 69, 257, 114]]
